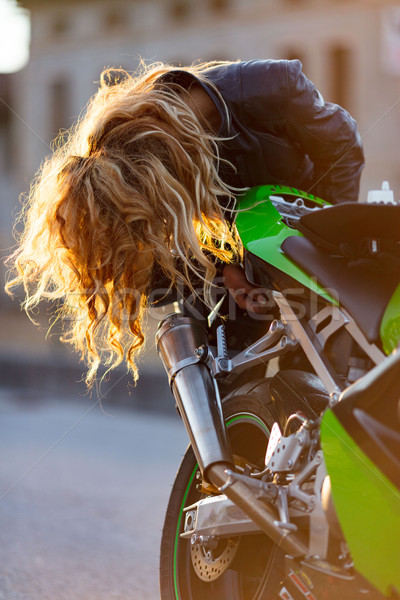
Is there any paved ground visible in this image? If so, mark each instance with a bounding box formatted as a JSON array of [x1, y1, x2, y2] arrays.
[[0, 390, 188, 600]]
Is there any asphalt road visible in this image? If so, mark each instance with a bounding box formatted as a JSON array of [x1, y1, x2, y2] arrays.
[[0, 389, 188, 600]]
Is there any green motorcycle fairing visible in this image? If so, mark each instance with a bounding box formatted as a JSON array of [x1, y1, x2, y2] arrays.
[[235, 185, 336, 304], [321, 409, 400, 597], [381, 283, 400, 354], [320, 349, 400, 596]]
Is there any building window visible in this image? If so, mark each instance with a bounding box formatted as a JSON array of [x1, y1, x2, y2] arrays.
[[330, 45, 352, 111], [50, 78, 70, 142], [208, 0, 229, 11], [105, 7, 126, 31], [52, 15, 70, 37], [170, 0, 191, 20]]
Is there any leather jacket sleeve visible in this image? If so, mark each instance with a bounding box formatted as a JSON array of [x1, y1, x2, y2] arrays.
[[240, 60, 365, 204]]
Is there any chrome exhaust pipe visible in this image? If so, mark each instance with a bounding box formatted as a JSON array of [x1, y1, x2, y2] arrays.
[[156, 314, 234, 478], [156, 313, 308, 557], [208, 463, 308, 556]]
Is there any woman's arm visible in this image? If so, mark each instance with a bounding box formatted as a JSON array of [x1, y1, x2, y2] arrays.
[[222, 263, 268, 314]]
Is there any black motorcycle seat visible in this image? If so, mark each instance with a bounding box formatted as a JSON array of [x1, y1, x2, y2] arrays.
[[297, 202, 400, 254], [281, 235, 399, 344]]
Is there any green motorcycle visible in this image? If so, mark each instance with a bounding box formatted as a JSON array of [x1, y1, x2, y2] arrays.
[[157, 185, 400, 600]]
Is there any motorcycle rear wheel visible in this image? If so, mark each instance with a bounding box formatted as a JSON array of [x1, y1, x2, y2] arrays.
[[159, 379, 285, 600]]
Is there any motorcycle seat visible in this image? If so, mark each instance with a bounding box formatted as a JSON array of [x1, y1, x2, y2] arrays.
[[281, 235, 399, 344], [296, 202, 400, 254]]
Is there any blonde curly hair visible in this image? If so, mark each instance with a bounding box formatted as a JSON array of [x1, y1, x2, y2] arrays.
[[6, 61, 239, 386]]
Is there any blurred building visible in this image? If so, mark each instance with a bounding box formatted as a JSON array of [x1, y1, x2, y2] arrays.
[[1, 0, 400, 357]]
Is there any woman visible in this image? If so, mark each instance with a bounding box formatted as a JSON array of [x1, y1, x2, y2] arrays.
[[6, 59, 364, 385]]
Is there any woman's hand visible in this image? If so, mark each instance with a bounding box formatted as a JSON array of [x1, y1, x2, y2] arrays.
[[222, 264, 269, 314]]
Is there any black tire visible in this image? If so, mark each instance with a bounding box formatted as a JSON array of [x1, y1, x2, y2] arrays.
[[159, 379, 286, 600]]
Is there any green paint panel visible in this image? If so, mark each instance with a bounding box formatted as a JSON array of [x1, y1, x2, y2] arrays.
[[380, 283, 400, 354], [235, 185, 337, 304], [321, 410, 400, 596]]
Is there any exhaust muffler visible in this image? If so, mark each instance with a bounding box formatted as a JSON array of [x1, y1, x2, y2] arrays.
[[156, 313, 308, 556], [156, 313, 234, 477]]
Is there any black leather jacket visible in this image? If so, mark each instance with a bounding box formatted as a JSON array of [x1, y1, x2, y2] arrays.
[[161, 60, 364, 205]]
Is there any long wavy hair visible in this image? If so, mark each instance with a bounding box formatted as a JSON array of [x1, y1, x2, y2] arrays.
[[6, 61, 240, 386]]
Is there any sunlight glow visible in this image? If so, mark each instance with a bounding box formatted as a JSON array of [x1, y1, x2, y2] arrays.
[[0, 0, 30, 73]]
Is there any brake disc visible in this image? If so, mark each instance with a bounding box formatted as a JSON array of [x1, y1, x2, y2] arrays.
[[190, 537, 240, 581]]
